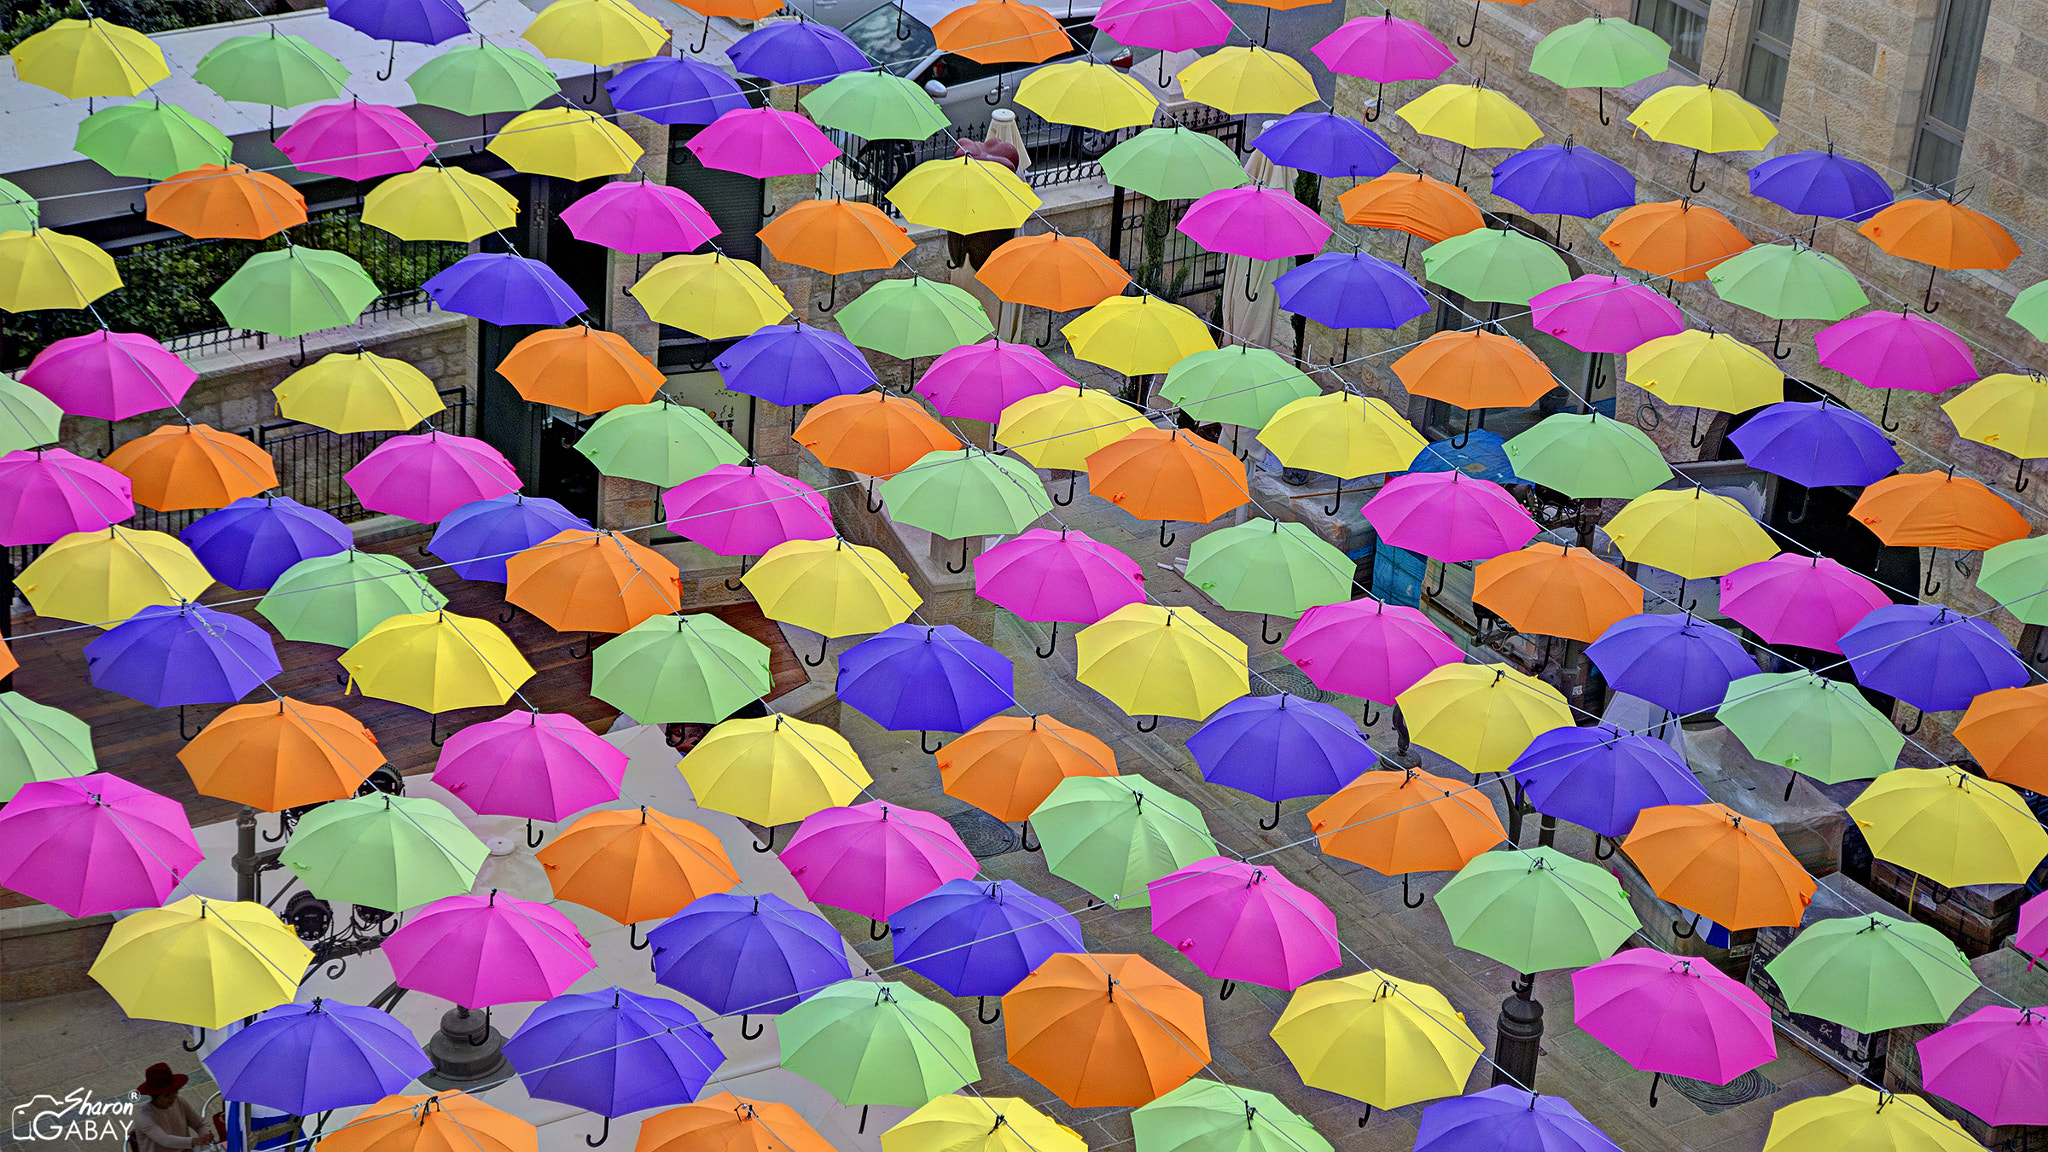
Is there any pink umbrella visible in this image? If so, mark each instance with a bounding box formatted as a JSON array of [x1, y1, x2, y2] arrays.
[[1179, 186, 1332, 261], [385, 889, 594, 1006], [1364, 471, 1539, 563], [1815, 309, 1977, 429], [433, 710, 628, 835], [1147, 855, 1340, 993], [1571, 949, 1776, 1101], [1718, 552, 1890, 654], [1282, 597, 1463, 708], [1312, 12, 1457, 83], [2019, 891, 2048, 962], [1918, 1005, 2048, 1126], [560, 179, 720, 255], [781, 801, 979, 923], [914, 340, 1075, 423], [0, 773, 203, 917], [686, 107, 841, 179], [275, 100, 435, 182], [0, 447, 134, 545], [661, 463, 835, 557], [1093, 0, 1232, 52], [1528, 274, 1685, 355], [973, 527, 1144, 656], [344, 432, 521, 524], [21, 330, 197, 421]]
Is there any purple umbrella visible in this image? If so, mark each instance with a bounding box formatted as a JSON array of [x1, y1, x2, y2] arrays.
[[1585, 612, 1757, 717], [1490, 139, 1635, 220], [714, 322, 878, 407], [424, 252, 587, 327], [205, 999, 430, 1115], [1416, 1085, 1624, 1152], [890, 878, 1083, 1016], [328, 0, 467, 43], [1839, 604, 2029, 714], [648, 891, 852, 1025], [84, 603, 282, 710], [1528, 274, 1685, 354], [1273, 251, 1429, 333], [1747, 149, 1893, 222], [607, 57, 751, 126], [1513, 724, 1706, 839], [1727, 398, 1901, 490], [429, 493, 591, 582], [1252, 112, 1399, 180], [0, 447, 133, 545], [181, 495, 352, 590], [1186, 693, 1373, 827], [504, 987, 724, 1141], [837, 623, 1014, 744], [727, 20, 869, 85]]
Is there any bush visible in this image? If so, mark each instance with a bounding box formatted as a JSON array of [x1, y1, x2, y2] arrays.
[[0, 0, 257, 53]]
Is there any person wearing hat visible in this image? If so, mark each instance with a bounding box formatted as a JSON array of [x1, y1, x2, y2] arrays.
[[132, 1064, 217, 1152]]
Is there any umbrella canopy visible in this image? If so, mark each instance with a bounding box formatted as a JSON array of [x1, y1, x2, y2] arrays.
[[1918, 1005, 2048, 1127], [426, 251, 588, 327], [784, 801, 980, 920], [1132, 1076, 1330, 1152], [1528, 274, 1685, 354], [1492, 140, 1637, 220], [742, 537, 921, 639], [1422, 227, 1572, 304], [1309, 768, 1506, 875], [206, 1000, 430, 1115], [1847, 765, 2048, 888], [1254, 111, 1400, 180], [488, 106, 642, 180], [1959, 684, 2048, 792], [1284, 597, 1463, 705], [407, 42, 559, 115], [1148, 856, 1340, 990], [273, 350, 446, 433], [1859, 197, 2021, 270], [505, 988, 723, 1119], [278, 101, 436, 182], [345, 432, 522, 523], [1437, 847, 1640, 973], [0, 448, 132, 545], [933, 0, 1072, 61], [1076, 603, 1248, 723], [1270, 972, 1480, 1110], [1005, 952, 1210, 1107], [18, 526, 213, 624], [563, 179, 718, 255], [84, 603, 281, 708], [74, 100, 232, 180], [1365, 471, 1540, 564], [1851, 469, 2031, 550], [727, 18, 867, 84], [341, 610, 534, 714], [1514, 724, 1708, 839], [682, 714, 871, 827], [386, 890, 593, 1006], [998, 387, 1152, 470], [761, 198, 911, 279], [1944, 371, 2048, 461], [662, 464, 835, 557], [1504, 412, 1673, 498], [641, 1096, 836, 1152], [887, 157, 1041, 233], [1185, 519, 1352, 619], [1084, 428, 1248, 528], [103, 423, 278, 513], [1186, 692, 1370, 805], [89, 896, 310, 1028], [1765, 913, 1979, 1032], [211, 247, 381, 337], [0, 773, 201, 917], [1585, 612, 1756, 716], [1259, 391, 1430, 481], [1339, 172, 1486, 242], [1475, 543, 1642, 643], [1600, 200, 1751, 282], [1764, 1087, 1981, 1152], [1096, 0, 1232, 51], [1605, 487, 1776, 579], [328, 0, 468, 43], [1840, 605, 2028, 714], [1719, 553, 1890, 654], [916, 340, 1077, 423], [976, 235, 1131, 313], [281, 792, 487, 913], [892, 877, 1085, 996], [181, 495, 350, 590], [0, 380, 59, 454], [505, 528, 682, 633], [258, 549, 447, 647], [1272, 250, 1429, 331], [499, 326, 663, 415], [838, 623, 1014, 735], [609, 56, 750, 126], [938, 714, 1118, 823], [435, 710, 628, 823], [648, 891, 851, 1015], [427, 493, 590, 582], [1398, 663, 1574, 776], [1034, 774, 1215, 909], [718, 322, 879, 407], [1016, 61, 1162, 132], [1627, 82, 1777, 152], [1179, 185, 1333, 261], [1748, 149, 1893, 220], [1100, 127, 1250, 201], [886, 1097, 1084, 1152], [0, 692, 97, 802], [1416, 1087, 1624, 1152], [194, 31, 347, 106], [801, 70, 947, 140], [363, 166, 518, 242], [1718, 670, 1903, 785], [522, 0, 666, 62], [18, 328, 191, 422], [1815, 309, 1976, 394], [1727, 399, 1901, 489], [1395, 83, 1541, 150], [1572, 949, 1775, 1084], [0, 228, 121, 312], [1529, 15, 1669, 89], [322, 1095, 534, 1152], [1622, 802, 1816, 929], [13, 17, 167, 96], [836, 275, 998, 358], [1312, 12, 1456, 82], [877, 448, 1051, 540], [2014, 282, 2048, 342], [590, 612, 771, 724], [1708, 242, 1868, 321], [1063, 295, 1216, 376], [179, 698, 383, 812], [779, 980, 979, 1106], [1627, 329, 1782, 414], [1393, 328, 1558, 411], [538, 807, 737, 925], [145, 163, 306, 240]]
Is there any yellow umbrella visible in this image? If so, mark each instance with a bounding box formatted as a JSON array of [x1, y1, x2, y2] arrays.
[[1015, 61, 1160, 132], [883, 1096, 1085, 1152], [1628, 83, 1778, 154], [11, 17, 168, 97], [88, 896, 311, 1029], [488, 108, 642, 181], [274, 351, 446, 433], [1942, 373, 2048, 461], [1625, 329, 1782, 414], [680, 714, 871, 828], [887, 158, 1042, 234], [0, 229, 121, 312], [1605, 487, 1775, 579], [1763, 1087, 1980, 1152], [19, 527, 213, 625], [1062, 295, 1216, 376], [1076, 603, 1248, 722], [361, 167, 518, 243], [1177, 47, 1319, 115], [340, 610, 535, 715], [740, 537, 920, 655], [1396, 663, 1571, 776], [1257, 392, 1429, 481], [1846, 765, 2048, 888], [629, 253, 790, 339], [1394, 84, 1541, 150], [997, 386, 1151, 470], [1270, 972, 1481, 1111], [523, 0, 668, 64]]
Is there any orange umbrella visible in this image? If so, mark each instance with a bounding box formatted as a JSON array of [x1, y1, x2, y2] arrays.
[[1957, 685, 2048, 793], [0, 637, 16, 681], [505, 528, 683, 635], [1084, 427, 1248, 543], [1391, 329, 1556, 412], [1621, 802, 1815, 930], [496, 326, 662, 415], [537, 805, 740, 929], [1473, 543, 1642, 643], [177, 697, 383, 811], [1004, 952, 1209, 1107], [933, 0, 1073, 63], [757, 198, 913, 276], [1337, 173, 1485, 244], [1859, 197, 2021, 310], [1600, 199, 1751, 282], [323, 1094, 534, 1152], [976, 233, 1131, 312], [1849, 470, 2030, 551], [794, 391, 963, 478], [145, 163, 307, 240], [938, 713, 1117, 824], [639, 1093, 836, 1152], [1308, 768, 1505, 901], [105, 423, 280, 511]]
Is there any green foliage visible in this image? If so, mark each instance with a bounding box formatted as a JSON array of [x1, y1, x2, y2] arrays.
[[0, 0, 253, 53]]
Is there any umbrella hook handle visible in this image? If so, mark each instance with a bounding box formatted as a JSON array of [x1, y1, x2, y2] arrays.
[[985, 72, 1004, 105], [1597, 87, 1611, 127], [1155, 52, 1173, 90], [1923, 554, 1943, 596], [1454, 0, 1480, 46], [1671, 913, 1700, 940], [921, 731, 943, 754], [751, 826, 778, 853], [287, 336, 309, 369], [1136, 715, 1160, 733], [1922, 265, 1941, 314], [869, 918, 890, 940], [1217, 978, 1237, 1000], [526, 819, 545, 848], [1019, 820, 1040, 851], [1322, 476, 1344, 516], [866, 479, 884, 513], [1363, 81, 1382, 121], [803, 633, 829, 666], [583, 67, 602, 104], [376, 40, 397, 82], [690, 11, 713, 52], [498, 606, 517, 623], [262, 812, 291, 843], [1784, 486, 1814, 525], [585, 1117, 610, 1147], [1686, 149, 1707, 194], [1593, 834, 1618, 860], [2016, 459, 2032, 492], [179, 704, 201, 741], [1425, 563, 1447, 598], [740, 1014, 765, 1039], [1258, 801, 1281, 830], [1878, 389, 1902, 432], [895, 1, 914, 40], [1243, 274, 1259, 303], [1260, 615, 1283, 645], [1035, 309, 1057, 347], [977, 996, 1002, 1023], [1687, 407, 1709, 449], [1770, 318, 1792, 360], [1899, 707, 1925, 736], [1361, 703, 1381, 727], [1158, 521, 1176, 549], [1357, 1106, 1373, 1128], [181, 1028, 206, 1052], [629, 923, 650, 950], [816, 275, 839, 313], [430, 714, 450, 747], [1034, 620, 1060, 657], [1050, 471, 1077, 506], [1401, 873, 1427, 908], [945, 538, 969, 574], [568, 632, 592, 659], [1648, 1072, 1661, 1108]]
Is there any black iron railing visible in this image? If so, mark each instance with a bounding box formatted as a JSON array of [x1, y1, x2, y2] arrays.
[[254, 385, 472, 522]]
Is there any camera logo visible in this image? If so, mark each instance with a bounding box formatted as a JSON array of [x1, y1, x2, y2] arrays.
[[10, 1089, 135, 1144]]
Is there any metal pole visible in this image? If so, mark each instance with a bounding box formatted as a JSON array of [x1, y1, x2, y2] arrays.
[[1106, 184, 1126, 262], [1490, 973, 1544, 1090]]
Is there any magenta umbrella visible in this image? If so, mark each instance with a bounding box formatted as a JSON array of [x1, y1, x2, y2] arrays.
[[1718, 552, 1890, 654], [0, 447, 133, 545], [1571, 949, 1776, 1104], [1147, 855, 1340, 994], [972, 527, 1144, 657], [20, 330, 197, 421], [2019, 891, 2048, 963], [1179, 186, 1332, 261], [1815, 309, 1978, 430], [1527, 274, 1685, 355], [1312, 12, 1457, 83], [914, 340, 1075, 423], [1093, 0, 1231, 52], [560, 179, 719, 256], [432, 710, 628, 841], [385, 890, 594, 1007], [0, 773, 203, 917], [344, 432, 521, 524], [1282, 596, 1463, 712], [1919, 1005, 2048, 1126], [685, 107, 841, 178], [1364, 471, 1539, 563], [661, 463, 835, 557], [275, 100, 435, 181], [780, 801, 980, 924]]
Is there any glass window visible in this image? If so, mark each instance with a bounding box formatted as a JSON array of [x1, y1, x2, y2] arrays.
[[840, 3, 938, 77], [1633, 0, 1709, 72], [1739, 0, 1797, 114], [1910, 0, 1991, 193]]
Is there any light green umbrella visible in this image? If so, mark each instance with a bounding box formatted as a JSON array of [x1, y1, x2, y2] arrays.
[[1420, 227, 1571, 305], [801, 72, 948, 141], [1033, 774, 1214, 909], [257, 549, 448, 647], [590, 612, 770, 724], [575, 400, 746, 487], [407, 43, 561, 116], [1530, 17, 1670, 99], [1159, 346, 1317, 429], [0, 179, 40, 233], [876, 448, 1051, 559], [2009, 280, 2048, 343], [1717, 671, 1904, 788], [1435, 847, 1640, 974], [777, 980, 979, 1107], [1707, 243, 1869, 328], [1132, 1079, 1333, 1152], [0, 376, 66, 454], [835, 277, 993, 360], [278, 792, 488, 913], [1978, 535, 2048, 625], [0, 691, 97, 802], [1184, 519, 1352, 631], [211, 248, 382, 338], [1762, 913, 1979, 1033], [193, 30, 349, 107], [1102, 127, 1251, 201], [1503, 411, 1673, 499], [74, 100, 231, 180]]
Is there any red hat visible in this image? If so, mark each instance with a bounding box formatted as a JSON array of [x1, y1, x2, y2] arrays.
[[137, 1064, 188, 1095]]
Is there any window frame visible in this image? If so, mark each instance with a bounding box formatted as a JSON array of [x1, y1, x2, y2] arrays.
[[1738, 0, 1798, 115], [1632, 0, 1712, 74], [1907, 0, 1992, 194]]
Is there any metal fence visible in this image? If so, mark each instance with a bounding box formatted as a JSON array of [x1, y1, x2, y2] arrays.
[[254, 385, 472, 522]]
